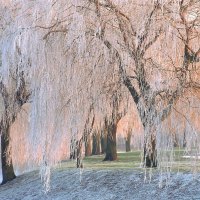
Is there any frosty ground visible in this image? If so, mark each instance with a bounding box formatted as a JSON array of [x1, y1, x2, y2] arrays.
[[0, 168, 200, 200]]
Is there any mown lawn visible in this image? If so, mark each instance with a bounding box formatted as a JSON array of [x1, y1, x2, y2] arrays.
[[59, 148, 200, 172]]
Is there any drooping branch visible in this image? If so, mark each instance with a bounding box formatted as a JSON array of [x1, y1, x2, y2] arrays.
[[103, 40, 140, 105], [137, 3, 161, 54]]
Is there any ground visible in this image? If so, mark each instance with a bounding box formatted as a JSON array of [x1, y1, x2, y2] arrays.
[[1, 169, 200, 200], [1, 151, 200, 200]]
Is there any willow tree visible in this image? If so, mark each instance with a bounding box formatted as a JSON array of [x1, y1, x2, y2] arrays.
[[78, 0, 200, 167], [0, 4, 31, 183], [0, 0, 128, 187], [0, 76, 30, 184]]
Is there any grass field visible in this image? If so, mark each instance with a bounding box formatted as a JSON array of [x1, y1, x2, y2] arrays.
[[59, 148, 200, 172]]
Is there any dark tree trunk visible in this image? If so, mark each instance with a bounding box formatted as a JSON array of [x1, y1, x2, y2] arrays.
[[92, 133, 101, 155], [183, 130, 187, 148], [103, 123, 117, 161], [100, 133, 107, 154], [70, 139, 76, 159], [70, 138, 83, 168], [125, 133, 131, 152], [76, 140, 83, 168], [1, 126, 16, 184], [0, 74, 30, 184], [144, 135, 157, 168], [173, 133, 178, 147], [85, 135, 92, 157]]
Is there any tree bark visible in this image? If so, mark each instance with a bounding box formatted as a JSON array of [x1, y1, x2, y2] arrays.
[[70, 139, 76, 159], [100, 132, 107, 154], [183, 130, 187, 148], [76, 140, 83, 168], [173, 133, 178, 147], [103, 122, 117, 161], [1, 126, 16, 184], [144, 135, 157, 168], [92, 132, 101, 155], [85, 134, 92, 157], [125, 133, 131, 152]]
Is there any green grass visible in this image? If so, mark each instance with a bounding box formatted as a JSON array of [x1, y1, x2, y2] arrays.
[[83, 151, 142, 170], [59, 149, 200, 172], [172, 148, 200, 172]]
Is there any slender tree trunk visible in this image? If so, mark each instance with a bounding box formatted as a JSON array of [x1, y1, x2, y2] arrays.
[[183, 130, 187, 148], [70, 139, 76, 159], [173, 133, 178, 147], [125, 133, 131, 152], [85, 135, 92, 157], [144, 134, 157, 168], [92, 133, 100, 155], [103, 122, 117, 161], [101, 133, 107, 154], [77, 140, 83, 168], [1, 126, 16, 184]]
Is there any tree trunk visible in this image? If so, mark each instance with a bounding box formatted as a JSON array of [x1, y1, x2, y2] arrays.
[[85, 135, 92, 157], [125, 133, 131, 152], [1, 126, 16, 184], [173, 133, 178, 147], [144, 135, 157, 168], [92, 133, 100, 155], [183, 130, 187, 148], [70, 139, 76, 159], [103, 123, 117, 161], [76, 140, 83, 168], [101, 133, 107, 154]]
